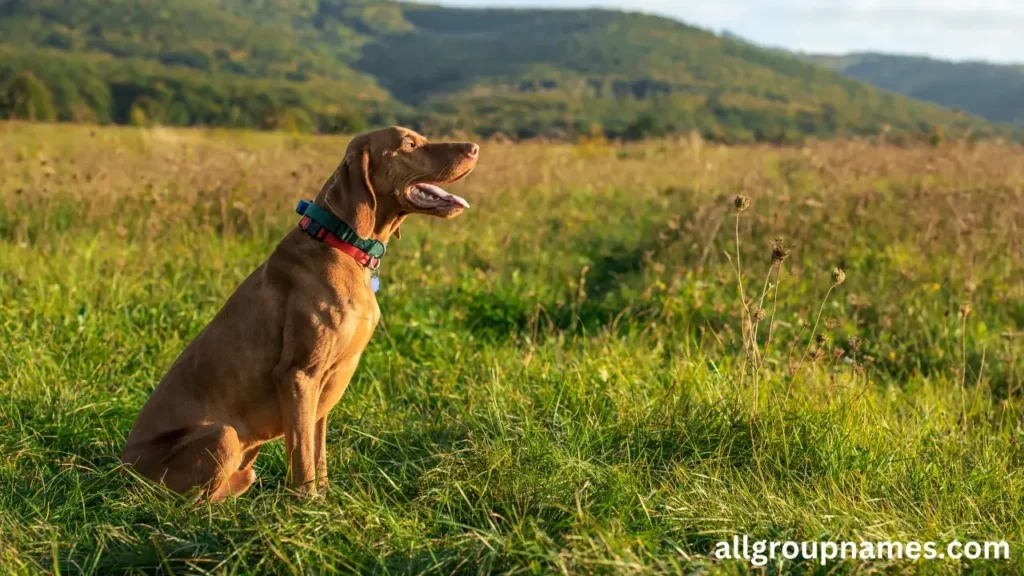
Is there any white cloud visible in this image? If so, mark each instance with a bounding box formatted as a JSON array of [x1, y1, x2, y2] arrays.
[[433, 0, 1024, 63]]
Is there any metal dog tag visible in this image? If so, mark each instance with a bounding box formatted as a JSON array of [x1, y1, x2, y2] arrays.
[[371, 274, 380, 293]]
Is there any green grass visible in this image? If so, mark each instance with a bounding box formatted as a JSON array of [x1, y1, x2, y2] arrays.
[[1, 123, 1022, 574]]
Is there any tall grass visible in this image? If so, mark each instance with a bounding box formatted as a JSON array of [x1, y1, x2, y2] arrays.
[[1, 122, 1022, 574]]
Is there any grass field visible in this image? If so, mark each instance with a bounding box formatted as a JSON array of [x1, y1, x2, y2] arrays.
[[1, 122, 1023, 574]]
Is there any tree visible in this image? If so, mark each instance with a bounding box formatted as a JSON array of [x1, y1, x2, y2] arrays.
[[165, 101, 191, 126], [79, 76, 112, 123], [49, 76, 83, 122], [276, 107, 314, 133], [623, 113, 665, 141], [128, 95, 165, 126], [7, 72, 57, 121], [129, 104, 148, 126]]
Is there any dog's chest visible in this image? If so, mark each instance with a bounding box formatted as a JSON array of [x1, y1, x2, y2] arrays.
[[315, 301, 379, 418]]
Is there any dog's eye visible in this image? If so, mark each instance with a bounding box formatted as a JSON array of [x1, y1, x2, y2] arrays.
[[404, 140, 416, 151]]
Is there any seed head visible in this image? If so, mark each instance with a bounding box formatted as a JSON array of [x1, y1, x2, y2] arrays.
[[849, 336, 862, 354], [752, 308, 766, 323], [734, 195, 751, 213], [770, 237, 791, 265], [831, 267, 846, 288], [816, 333, 831, 347], [959, 302, 972, 319]]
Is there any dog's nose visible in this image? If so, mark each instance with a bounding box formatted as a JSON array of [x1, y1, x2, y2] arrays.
[[465, 144, 479, 158]]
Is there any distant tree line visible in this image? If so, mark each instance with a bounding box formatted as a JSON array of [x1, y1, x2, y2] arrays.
[[0, 63, 987, 147], [0, 52, 383, 134]]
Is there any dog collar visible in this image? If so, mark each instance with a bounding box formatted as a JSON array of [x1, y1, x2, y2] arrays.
[[295, 200, 385, 270]]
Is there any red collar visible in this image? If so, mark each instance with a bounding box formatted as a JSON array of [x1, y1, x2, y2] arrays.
[[299, 216, 381, 270]]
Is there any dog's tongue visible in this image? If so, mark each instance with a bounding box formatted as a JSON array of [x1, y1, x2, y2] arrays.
[[415, 183, 470, 208]]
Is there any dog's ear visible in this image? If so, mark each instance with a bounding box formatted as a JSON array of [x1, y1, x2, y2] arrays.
[[322, 145, 376, 239]]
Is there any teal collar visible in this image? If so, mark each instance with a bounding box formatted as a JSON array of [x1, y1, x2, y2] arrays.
[[295, 200, 386, 259]]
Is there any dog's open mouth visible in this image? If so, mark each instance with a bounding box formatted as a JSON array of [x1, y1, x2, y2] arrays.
[[405, 162, 475, 212], [407, 182, 470, 210], [405, 167, 473, 212]]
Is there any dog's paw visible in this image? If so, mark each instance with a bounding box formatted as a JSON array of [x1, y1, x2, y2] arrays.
[[291, 482, 324, 499]]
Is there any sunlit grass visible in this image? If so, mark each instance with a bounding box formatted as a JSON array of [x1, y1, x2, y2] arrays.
[[1, 122, 1022, 574]]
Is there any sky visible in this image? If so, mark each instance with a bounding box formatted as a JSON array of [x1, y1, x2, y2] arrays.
[[435, 0, 1024, 64]]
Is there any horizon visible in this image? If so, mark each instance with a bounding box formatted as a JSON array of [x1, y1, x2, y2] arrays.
[[432, 0, 1024, 65]]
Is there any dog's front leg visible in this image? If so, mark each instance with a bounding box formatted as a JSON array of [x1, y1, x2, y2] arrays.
[[274, 310, 333, 496], [276, 366, 320, 493], [315, 415, 329, 490]]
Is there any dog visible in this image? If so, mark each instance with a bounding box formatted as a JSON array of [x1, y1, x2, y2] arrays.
[[121, 126, 479, 500]]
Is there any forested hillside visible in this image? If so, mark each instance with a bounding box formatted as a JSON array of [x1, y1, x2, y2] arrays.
[[809, 53, 1024, 129], [0, 0, 1006, 141]]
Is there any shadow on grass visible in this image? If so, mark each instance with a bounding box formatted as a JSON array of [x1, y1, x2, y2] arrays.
[[455, 234, 671, 341]]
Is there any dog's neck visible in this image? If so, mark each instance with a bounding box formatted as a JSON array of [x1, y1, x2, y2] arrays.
[[368, 197, 408, 244], [314, 196, 401, 245], [316, 177, 409, 245]]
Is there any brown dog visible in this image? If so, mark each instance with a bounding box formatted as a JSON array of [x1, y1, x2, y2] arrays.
[[121, 127, 479, 500]]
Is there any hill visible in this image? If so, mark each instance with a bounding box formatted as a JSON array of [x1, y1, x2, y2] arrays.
[[0, 0, 1006, 141], [807, 53, 1024, 129]]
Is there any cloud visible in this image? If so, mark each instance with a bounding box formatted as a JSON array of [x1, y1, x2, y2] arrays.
[[760, 2, 1024, 61], [798, 4, 1024, 32]]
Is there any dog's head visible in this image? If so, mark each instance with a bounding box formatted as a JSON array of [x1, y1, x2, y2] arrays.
[[318, 126, 479, 239]]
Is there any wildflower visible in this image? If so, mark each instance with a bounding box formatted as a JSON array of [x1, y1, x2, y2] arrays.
[[734, 195, 750, 213], [770, 237, 791, 265], [831, 267, 846, 287]]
